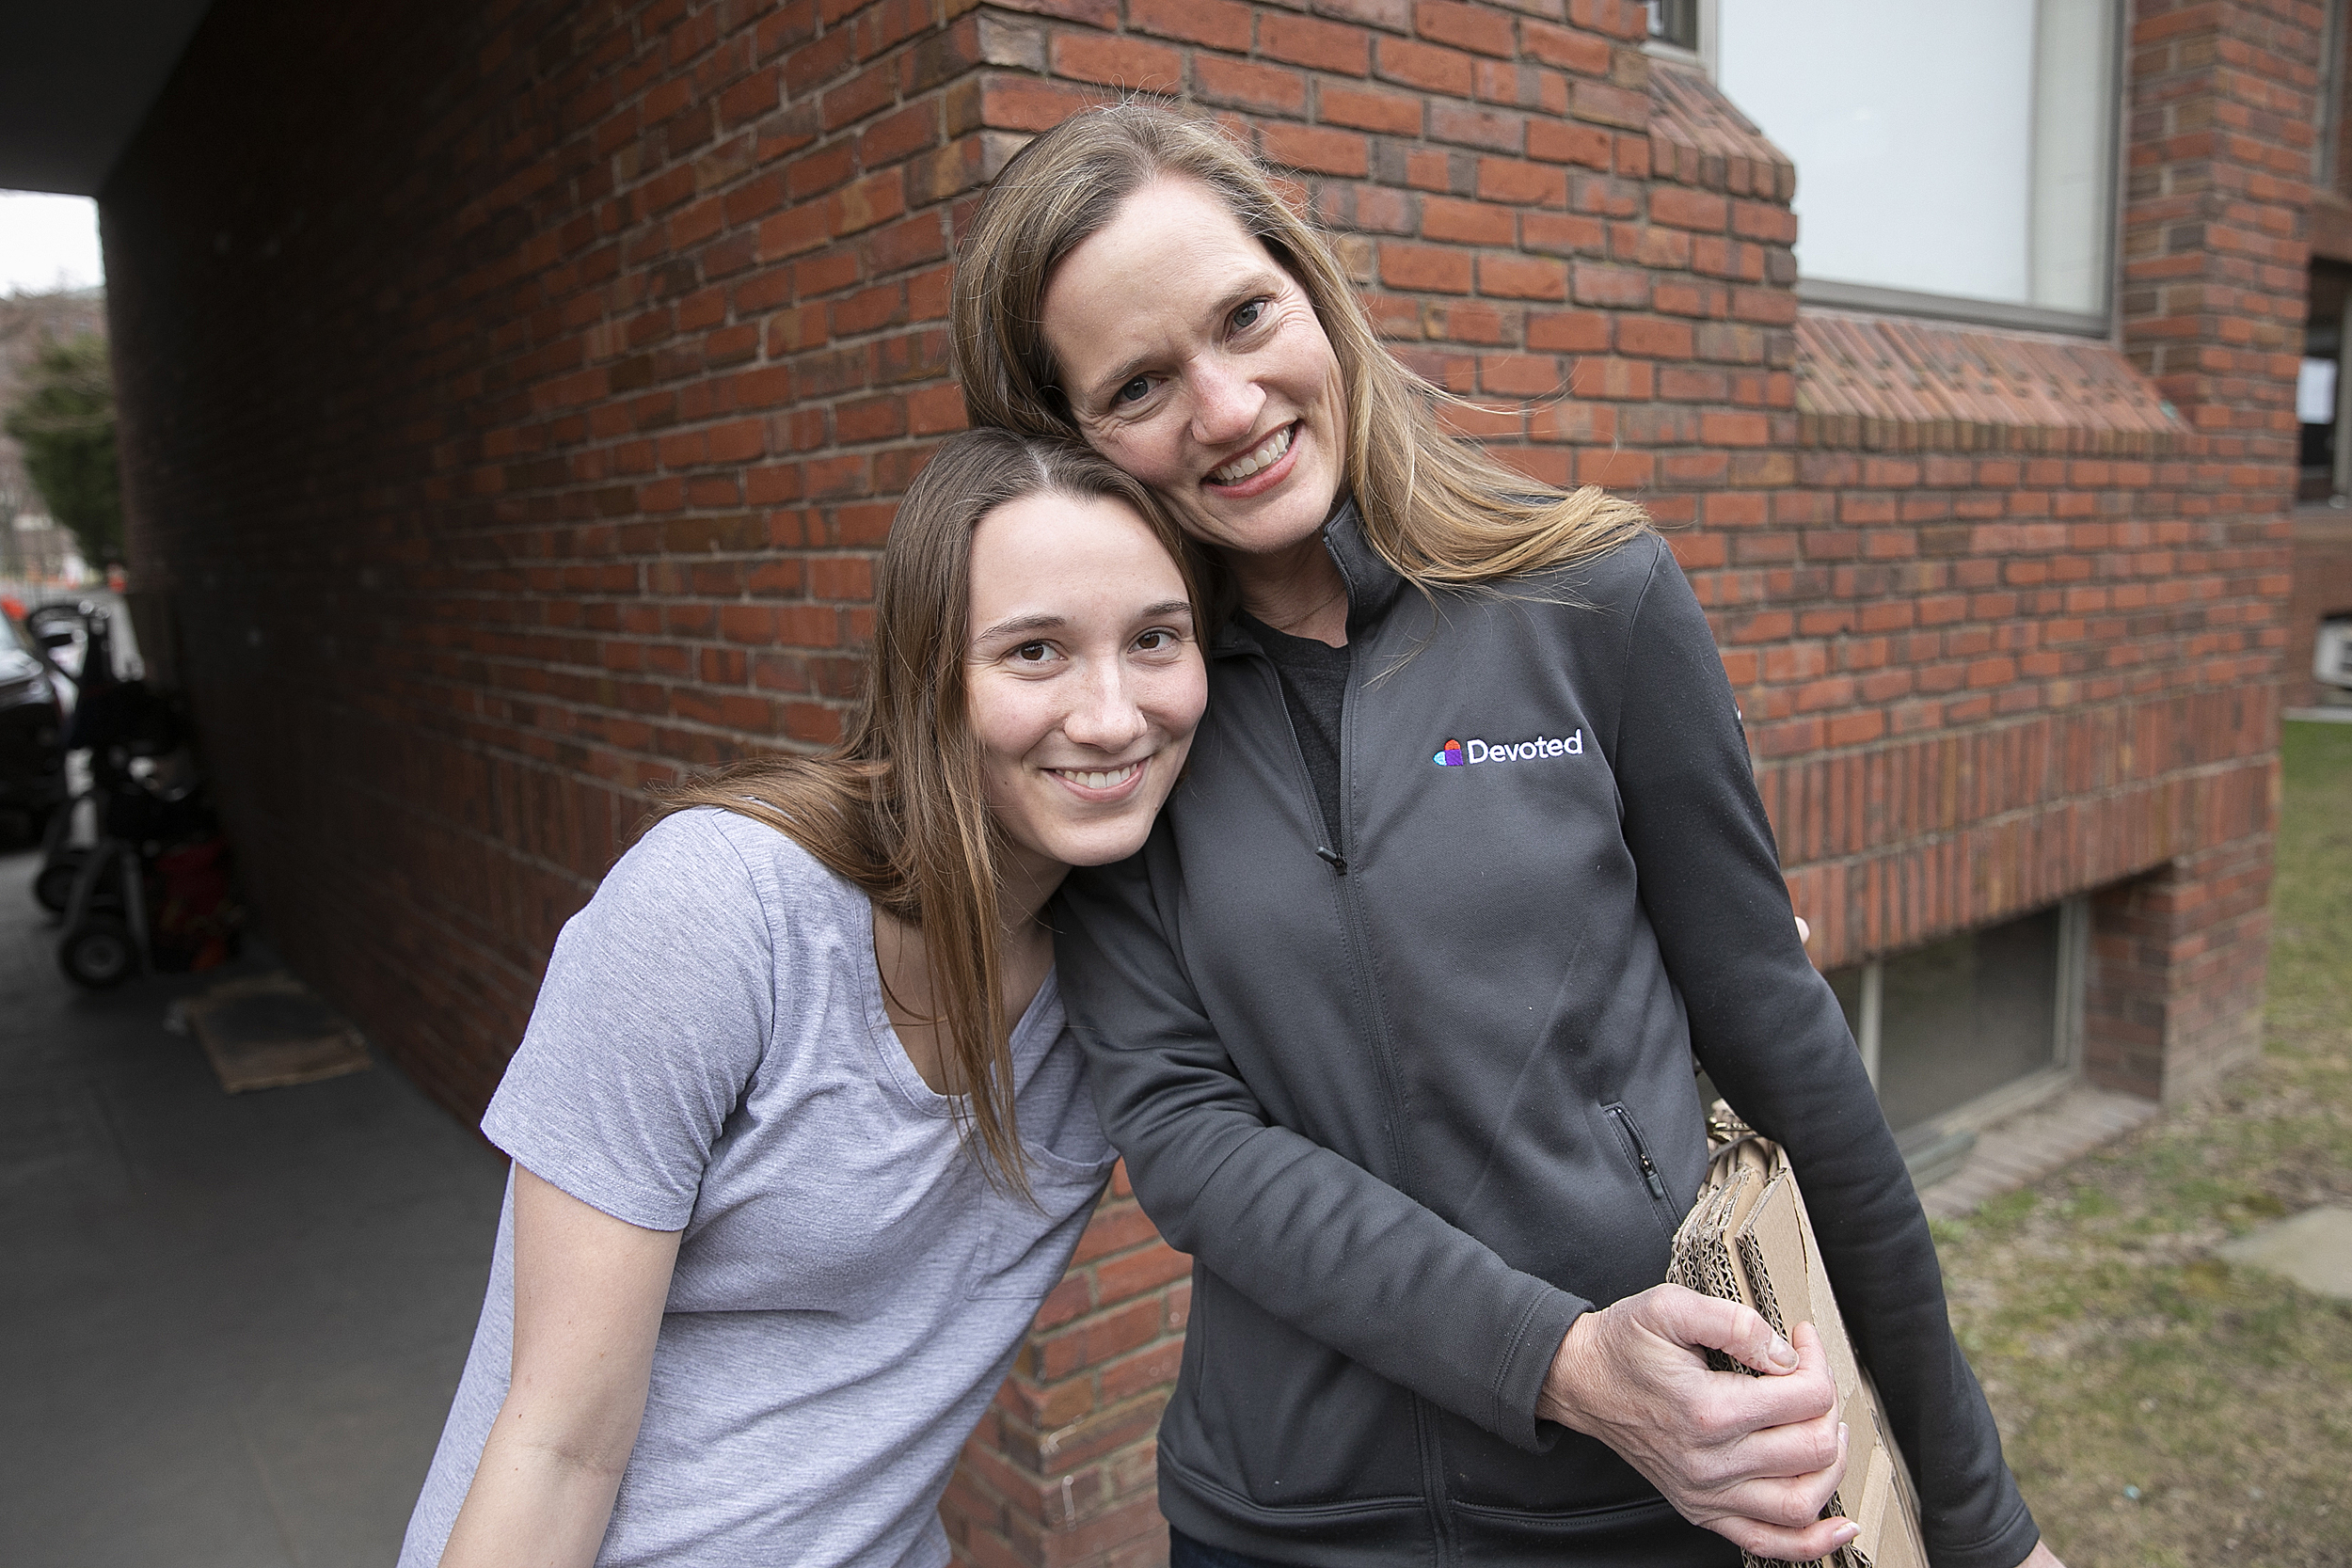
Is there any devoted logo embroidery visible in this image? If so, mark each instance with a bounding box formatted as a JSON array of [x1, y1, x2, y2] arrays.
[[1434, 731, 1584, 766]]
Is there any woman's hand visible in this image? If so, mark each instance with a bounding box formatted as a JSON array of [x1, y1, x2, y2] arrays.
[[437, 1166, 684, 1568], [2014, 1543, 2066, 1568], [1537, 1284, 1855, 1560]]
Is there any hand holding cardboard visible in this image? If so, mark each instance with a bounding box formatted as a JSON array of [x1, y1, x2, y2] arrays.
[[1538, 1283, 1856, 1561]]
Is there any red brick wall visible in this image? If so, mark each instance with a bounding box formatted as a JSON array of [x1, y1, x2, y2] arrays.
[[2091, 0, 2318, 1096], [105, 0, 996, 1113], [99, 0, 2312, 1565], [2086, 832, 2277, 1106]]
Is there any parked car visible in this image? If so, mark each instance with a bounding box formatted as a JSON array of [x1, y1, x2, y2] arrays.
[[0, 612, 70, 842]]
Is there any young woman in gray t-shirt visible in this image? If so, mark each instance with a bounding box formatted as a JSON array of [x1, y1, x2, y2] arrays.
[[401, 430, 1209, 1568]]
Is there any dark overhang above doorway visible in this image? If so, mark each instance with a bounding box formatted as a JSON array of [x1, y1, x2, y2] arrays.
[[0, 1, 216, 195]]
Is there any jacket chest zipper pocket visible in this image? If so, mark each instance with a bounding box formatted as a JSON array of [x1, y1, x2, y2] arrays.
[[1604, 1103, 1674, 1232]]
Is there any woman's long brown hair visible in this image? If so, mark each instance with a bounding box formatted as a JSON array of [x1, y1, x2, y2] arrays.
[[951, 102, 1653, 594], [650, 429, 1200, 1200]]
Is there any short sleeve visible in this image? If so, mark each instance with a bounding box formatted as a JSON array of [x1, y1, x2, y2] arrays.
[[482, 810, 777, 1230]]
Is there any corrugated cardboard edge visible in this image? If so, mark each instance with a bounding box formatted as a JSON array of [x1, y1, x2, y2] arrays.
[[1669, 1119, 1931, 1568], [1781, 1151, 1927, 1553]]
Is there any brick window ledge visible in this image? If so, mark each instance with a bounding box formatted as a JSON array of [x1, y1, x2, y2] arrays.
[[1796, 309, 2183, 456], [1648, 57, 1793, 200]]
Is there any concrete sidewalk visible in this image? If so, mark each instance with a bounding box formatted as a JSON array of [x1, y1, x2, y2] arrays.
[[0, 845, 508, 1566]]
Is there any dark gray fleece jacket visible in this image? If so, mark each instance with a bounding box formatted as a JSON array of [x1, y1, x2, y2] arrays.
[[1054, 501, 2039, 1568]]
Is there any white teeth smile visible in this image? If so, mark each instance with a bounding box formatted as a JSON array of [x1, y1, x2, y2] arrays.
[[1052, 763, 1142, 791], [1209, 425, 1293, 485]]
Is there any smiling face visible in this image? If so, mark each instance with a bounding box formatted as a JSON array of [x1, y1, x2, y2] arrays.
[[964, 489, 1207, 886], [1040, 177, 1350, 568]]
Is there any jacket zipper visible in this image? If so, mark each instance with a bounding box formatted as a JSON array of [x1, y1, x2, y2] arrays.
[[1607, 1103, 1673, 1205], [1255, 646, 1418, 1205], [1325, 624, 1458, 1568], [1250, 551, 1454, 1564]]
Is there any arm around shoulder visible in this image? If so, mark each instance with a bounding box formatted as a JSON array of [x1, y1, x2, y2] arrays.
[[437, 1167, 683, 1568]]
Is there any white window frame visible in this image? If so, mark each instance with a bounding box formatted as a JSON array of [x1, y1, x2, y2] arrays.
[[1670, 2, 2128, 340], [1644, 0, 1718, 71]]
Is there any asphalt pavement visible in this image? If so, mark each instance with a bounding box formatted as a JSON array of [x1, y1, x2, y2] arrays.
[[0, 843, 508, 1565]]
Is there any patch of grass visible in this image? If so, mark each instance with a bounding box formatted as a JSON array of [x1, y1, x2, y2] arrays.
[[1932, 721, 2352, 1568]]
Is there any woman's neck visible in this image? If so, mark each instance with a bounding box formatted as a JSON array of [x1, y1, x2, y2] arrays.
[[1232, 531, 1350, 647], [870, 847, 1063, 1096], [992, 840, 1067, 934]]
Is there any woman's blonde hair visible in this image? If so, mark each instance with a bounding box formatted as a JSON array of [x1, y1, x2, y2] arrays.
[[951, 101, 1650, 592], [652, 429, 1200, 1199]]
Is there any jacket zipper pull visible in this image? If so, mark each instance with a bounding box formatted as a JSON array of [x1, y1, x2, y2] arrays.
[[1614, 1107, 1668, 1199], [1314, 846, 1348, 875]]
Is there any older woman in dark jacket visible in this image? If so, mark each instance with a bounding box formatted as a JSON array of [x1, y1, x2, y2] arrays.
[[952, 103, 2062, 1568]]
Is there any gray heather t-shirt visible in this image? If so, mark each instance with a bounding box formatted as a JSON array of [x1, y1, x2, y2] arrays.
[[399, 809, 1115, 1568]]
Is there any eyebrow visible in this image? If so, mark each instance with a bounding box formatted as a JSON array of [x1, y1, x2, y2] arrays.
[[974, 611, 1064, 644]]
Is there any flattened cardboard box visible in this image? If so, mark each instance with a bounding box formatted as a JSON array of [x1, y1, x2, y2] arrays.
[[1667, 1108, 1928, 1568]]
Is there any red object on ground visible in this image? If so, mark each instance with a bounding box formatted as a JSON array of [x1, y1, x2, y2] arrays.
[[151, 836, 240, 972]]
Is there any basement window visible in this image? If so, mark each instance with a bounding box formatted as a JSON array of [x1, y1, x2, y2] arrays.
[[1826, 897, 2087, 1158], [1712, 0, 2122, 336]]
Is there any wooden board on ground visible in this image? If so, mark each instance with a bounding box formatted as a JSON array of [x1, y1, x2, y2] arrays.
[[184, 973, 371, 1093]]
